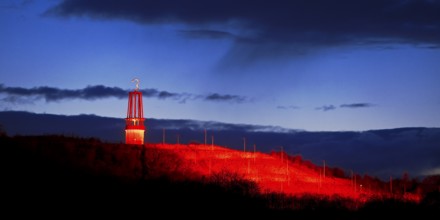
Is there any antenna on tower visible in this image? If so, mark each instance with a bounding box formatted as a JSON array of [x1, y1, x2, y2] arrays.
[[132, 78, 140, 91]]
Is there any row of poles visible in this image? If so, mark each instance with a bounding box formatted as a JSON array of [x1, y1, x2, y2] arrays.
[[160, 128, 396, 194]]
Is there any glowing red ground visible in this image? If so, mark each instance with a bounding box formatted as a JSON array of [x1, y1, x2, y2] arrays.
[[150, 143, 403, 201]]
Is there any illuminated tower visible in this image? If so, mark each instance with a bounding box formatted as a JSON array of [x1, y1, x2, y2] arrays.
[[125, 78, 145, 145]]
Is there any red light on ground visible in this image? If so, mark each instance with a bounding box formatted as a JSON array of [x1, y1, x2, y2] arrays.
[[140, 143, 421, 203]]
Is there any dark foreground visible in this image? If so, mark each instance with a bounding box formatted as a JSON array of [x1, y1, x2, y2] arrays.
[[1, 135, 439, 218]]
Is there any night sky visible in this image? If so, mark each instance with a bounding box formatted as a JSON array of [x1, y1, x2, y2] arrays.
[[1, 0, 440, 131]]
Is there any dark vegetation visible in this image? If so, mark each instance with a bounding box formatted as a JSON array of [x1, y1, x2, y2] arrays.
[[1, 133, 439, 218]]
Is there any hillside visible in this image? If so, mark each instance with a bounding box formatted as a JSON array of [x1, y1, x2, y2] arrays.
[[2, 134, 439, 217], [160, 143, 366, 199]]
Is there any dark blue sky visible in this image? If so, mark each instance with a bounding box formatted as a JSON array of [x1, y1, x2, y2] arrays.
[[1, 0, 440, 131]]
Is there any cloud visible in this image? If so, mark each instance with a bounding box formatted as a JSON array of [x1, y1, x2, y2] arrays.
[[178, 30, 237, 40], [0, 84, 128, 102], [204, 93, 247, 103], [0, 84, 248, 104], [46, 0, 440, 62], [315, 105, 336, 111], [277, 105, 300, 110], [315, 103, 374, 111], [340, 103, 374, 108], [0, 96, 35, 105]]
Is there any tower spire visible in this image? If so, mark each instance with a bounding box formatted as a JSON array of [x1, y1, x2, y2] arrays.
[[125, 78, 145, 145]]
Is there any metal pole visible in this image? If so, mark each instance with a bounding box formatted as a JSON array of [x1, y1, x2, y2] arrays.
[[204, 129, 207, 146], [162, 128, 165, 144], [281, 146, 283, 163], [253, 144, 256, 163], [211, 135, 214, 150], [243, 137, 246, 152], [351, 170, 354, 191]]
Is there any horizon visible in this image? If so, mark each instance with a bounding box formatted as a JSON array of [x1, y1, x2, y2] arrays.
[[1, 0, 440, 131], [2, 109, 439, 133], [1, 110, 439, 180]]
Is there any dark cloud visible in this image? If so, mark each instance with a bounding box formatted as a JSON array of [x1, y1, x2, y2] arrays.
[[315, 105, 336, 111], [0, 84, 131, 102], [204, 93, 247, 103], [315, 103, 374, 111], [277, 105, 300, 110], [0, 84, 248, 104], [178, 30, 237, 40], [46, 0, 440, 61], [340, 103, 374, 108], [0, 84, 125, 101]]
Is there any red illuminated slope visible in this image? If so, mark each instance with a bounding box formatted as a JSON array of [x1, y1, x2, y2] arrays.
[[152, 143, 376, 199]]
